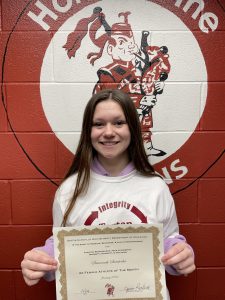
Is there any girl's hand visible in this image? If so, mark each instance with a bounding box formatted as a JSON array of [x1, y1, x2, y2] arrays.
[[161, 242, 196, 275], [21, 249, 57, 286]]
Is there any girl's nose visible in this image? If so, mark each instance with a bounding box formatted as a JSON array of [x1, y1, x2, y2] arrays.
[[104, 124, 114, 136]]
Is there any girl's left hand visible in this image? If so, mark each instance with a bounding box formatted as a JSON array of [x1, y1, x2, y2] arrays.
[[161, 242, 196, 275]]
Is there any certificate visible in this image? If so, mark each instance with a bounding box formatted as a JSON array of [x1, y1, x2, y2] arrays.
[[53, 224, 167, 300]]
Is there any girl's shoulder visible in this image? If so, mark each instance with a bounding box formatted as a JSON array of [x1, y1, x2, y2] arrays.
[[137, 172, 166, 185], [57, 173, 78, 196], [136, 172, 171, 193]]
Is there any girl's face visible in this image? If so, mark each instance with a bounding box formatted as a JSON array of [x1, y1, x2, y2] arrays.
[[91, 99, 131, 167]]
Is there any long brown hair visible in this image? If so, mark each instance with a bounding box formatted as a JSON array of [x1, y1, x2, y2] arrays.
[[62, 89, 156, 226]]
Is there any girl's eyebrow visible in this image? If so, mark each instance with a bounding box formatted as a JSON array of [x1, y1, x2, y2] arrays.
[[93, 115, 125, 121], [92, 119, 127, 124]]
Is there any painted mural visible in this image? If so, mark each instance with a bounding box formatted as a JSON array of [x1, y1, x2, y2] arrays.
[[1, 1, 225, 299], [2, 0, 225, 193]]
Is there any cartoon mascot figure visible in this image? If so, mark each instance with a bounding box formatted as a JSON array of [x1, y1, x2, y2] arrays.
[[63, 7, 171, 157]]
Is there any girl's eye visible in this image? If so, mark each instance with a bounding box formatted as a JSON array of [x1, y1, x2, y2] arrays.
[[114, 120, 126, 127], [92, 122, 104, 128]]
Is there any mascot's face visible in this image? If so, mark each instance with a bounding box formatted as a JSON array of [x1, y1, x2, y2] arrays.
[[107, 35, 138, 62]]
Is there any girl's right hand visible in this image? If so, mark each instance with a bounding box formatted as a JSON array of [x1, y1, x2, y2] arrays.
[[21, 249, 58, 286]]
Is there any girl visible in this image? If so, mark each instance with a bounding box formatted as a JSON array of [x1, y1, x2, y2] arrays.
[[21, 89, 195, 297]]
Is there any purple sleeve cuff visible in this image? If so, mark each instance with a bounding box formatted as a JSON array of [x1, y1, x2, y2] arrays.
[[164, 235, 194, 276], [35, 236, 55, 257], [34, 236, 55, 281]]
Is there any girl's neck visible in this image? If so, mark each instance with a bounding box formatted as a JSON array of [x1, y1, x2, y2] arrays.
[[97, 155, 130, 176]]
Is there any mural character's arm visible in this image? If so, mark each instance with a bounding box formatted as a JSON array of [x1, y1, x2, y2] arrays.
[[138, 36, 170, 117], [93, 69, 117, 93]]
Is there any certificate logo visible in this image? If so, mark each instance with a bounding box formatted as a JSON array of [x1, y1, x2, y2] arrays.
[[105, 283, 115, 296], [2, 0, 224, 194]]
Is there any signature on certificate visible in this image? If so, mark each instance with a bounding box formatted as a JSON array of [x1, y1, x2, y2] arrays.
[[124, 283, 151, 293], [79, 288, 94, 296]]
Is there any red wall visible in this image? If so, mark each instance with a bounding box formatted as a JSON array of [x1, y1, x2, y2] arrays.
[[0, 1, 225, 299]]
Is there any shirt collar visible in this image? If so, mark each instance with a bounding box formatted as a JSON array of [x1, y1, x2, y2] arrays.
[[91, 156, 135, 176]]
